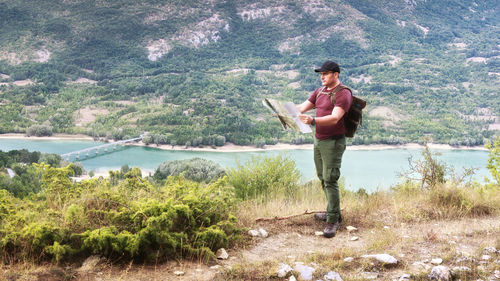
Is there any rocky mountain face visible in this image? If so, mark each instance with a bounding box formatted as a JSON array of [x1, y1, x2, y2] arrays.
[[0, 0, 498, 145]]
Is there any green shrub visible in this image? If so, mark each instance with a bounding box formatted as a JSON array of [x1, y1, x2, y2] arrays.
[[486, 136, 500, 186], [26, 125, 53, 137], [399, 145, 446, 189], [226, 154, 301, 200], [0, 165, 240, 263], [154, 158, 226, 183]]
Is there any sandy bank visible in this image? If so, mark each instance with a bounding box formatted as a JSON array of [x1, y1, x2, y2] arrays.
[[0, 133, 487, 151], [0, 133, 93, 141]]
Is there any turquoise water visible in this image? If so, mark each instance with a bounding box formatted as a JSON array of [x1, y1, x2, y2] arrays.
[[0, 138, 491, 191]]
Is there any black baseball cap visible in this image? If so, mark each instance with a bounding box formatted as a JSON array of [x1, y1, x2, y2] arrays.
[[314, 60, 340, 73]]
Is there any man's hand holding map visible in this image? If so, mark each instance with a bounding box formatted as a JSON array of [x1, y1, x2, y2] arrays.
[[263, 98, 312, 133]]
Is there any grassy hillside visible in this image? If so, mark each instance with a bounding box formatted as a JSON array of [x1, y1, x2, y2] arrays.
[[0, 0, 499, 146]]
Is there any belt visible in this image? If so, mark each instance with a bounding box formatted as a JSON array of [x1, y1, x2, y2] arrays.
[[330, 134, 345, 140]]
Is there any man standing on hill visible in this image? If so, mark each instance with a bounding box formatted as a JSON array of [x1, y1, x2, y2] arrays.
[[297, 60, 352, 238]]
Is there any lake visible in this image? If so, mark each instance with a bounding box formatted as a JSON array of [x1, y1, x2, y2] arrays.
[[0, 138, 491, 192]]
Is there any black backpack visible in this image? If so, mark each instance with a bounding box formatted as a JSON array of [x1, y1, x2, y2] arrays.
[[326, 85, 366, 138]]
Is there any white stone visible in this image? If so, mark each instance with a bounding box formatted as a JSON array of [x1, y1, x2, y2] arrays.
[[346, 226, 358, 232], [428, 266, 452, 281], [383, 226, 390, 229], [483, 246, 497, 253], [315, 231, 324, 236], [277, 263, 293, 278], [324, 271, 343, 281], [210, 265, 221, 270], [431, 258, 443, 265], [216, 248, 229, 260], [361, 254, 398, 266], [399, 273, 411, 280], [350, 236, 359, 241], [452, 266, 471, 272], [289, 276, 297, 281], [248, 229, 260, 237], [344, 257, 354, 262], [258, 228, 269, 238], [481, 255, 491, 261], [294, 263, 315, 281], [173, 271, 184, 276]]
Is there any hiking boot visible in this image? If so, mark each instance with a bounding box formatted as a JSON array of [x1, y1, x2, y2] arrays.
[[323, 222, 340, 238], [314, 212, 327, 221]]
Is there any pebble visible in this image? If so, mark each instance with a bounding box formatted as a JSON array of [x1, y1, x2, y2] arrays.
[[399, 273, 411, 280], [350, 236, 359, 241], [324, 271, 343, 281], [346, 226, 358, 232], [428, 265, 452, 281], [216, 248, 229, 260], [431, 258, 443, 265], [258, 228, 269, 238], [289, 276, 297, 281], [344, 257, 354, 262], [315, 231, 324, 236], [481, 255, 491, 261], [210, 265, 221, 270], [173, 271, 184, 276], [294, 263, 315, 281], [483, 246, 497, 253], [248, 229, 260, 237], [361, 254, 398, 266], [276, 263, 293, 278], [452, 266, 471, 272]]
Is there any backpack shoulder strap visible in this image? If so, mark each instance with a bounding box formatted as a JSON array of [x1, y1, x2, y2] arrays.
[[327, 85, 352, 106]]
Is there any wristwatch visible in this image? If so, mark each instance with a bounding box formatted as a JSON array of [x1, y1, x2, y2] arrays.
[[311, 117, 315, 126]]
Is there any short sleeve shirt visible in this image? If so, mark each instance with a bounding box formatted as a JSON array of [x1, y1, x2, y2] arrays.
[[308, 85, 352, 139]]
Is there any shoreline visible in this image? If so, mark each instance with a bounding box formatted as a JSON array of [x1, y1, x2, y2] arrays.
[[0, 133, 488, 152]]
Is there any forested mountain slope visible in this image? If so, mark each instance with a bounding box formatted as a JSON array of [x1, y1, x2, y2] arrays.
[[0, 0, 498, 146]]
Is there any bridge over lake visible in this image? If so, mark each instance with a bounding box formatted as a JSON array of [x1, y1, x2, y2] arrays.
[[61, 135, 143, 161]]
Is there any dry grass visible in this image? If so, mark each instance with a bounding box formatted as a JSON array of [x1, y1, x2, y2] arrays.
[[235, 181, 325, 225], [223, 180, 500, 280], [235, 179, 500, 233]]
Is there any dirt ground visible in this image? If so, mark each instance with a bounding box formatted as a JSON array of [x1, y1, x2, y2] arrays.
[[2, 215, 499, 281]]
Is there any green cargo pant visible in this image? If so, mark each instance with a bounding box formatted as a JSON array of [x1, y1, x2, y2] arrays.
[[314, 136, 346, 223]]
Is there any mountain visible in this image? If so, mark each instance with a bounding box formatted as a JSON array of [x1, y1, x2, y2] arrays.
[[0, 0, 499, 146]]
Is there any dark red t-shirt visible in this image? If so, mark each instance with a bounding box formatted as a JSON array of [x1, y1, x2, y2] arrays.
[[308, 85, 352, 139]]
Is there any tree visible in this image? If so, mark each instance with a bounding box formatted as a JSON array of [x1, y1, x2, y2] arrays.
[[485, 136, 500, 186]]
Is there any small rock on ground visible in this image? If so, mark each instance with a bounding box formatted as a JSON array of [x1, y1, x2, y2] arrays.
[[428, 265, 452, 281], [216, 248, 229, 260], [361, 254, 398, 266]]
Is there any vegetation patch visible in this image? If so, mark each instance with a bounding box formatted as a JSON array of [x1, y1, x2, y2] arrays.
[[0, 164, 241, 263]]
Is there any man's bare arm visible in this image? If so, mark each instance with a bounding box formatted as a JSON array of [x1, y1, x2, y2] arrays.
[[296, 100, 314, 114], [298, 107, 346, 126]]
